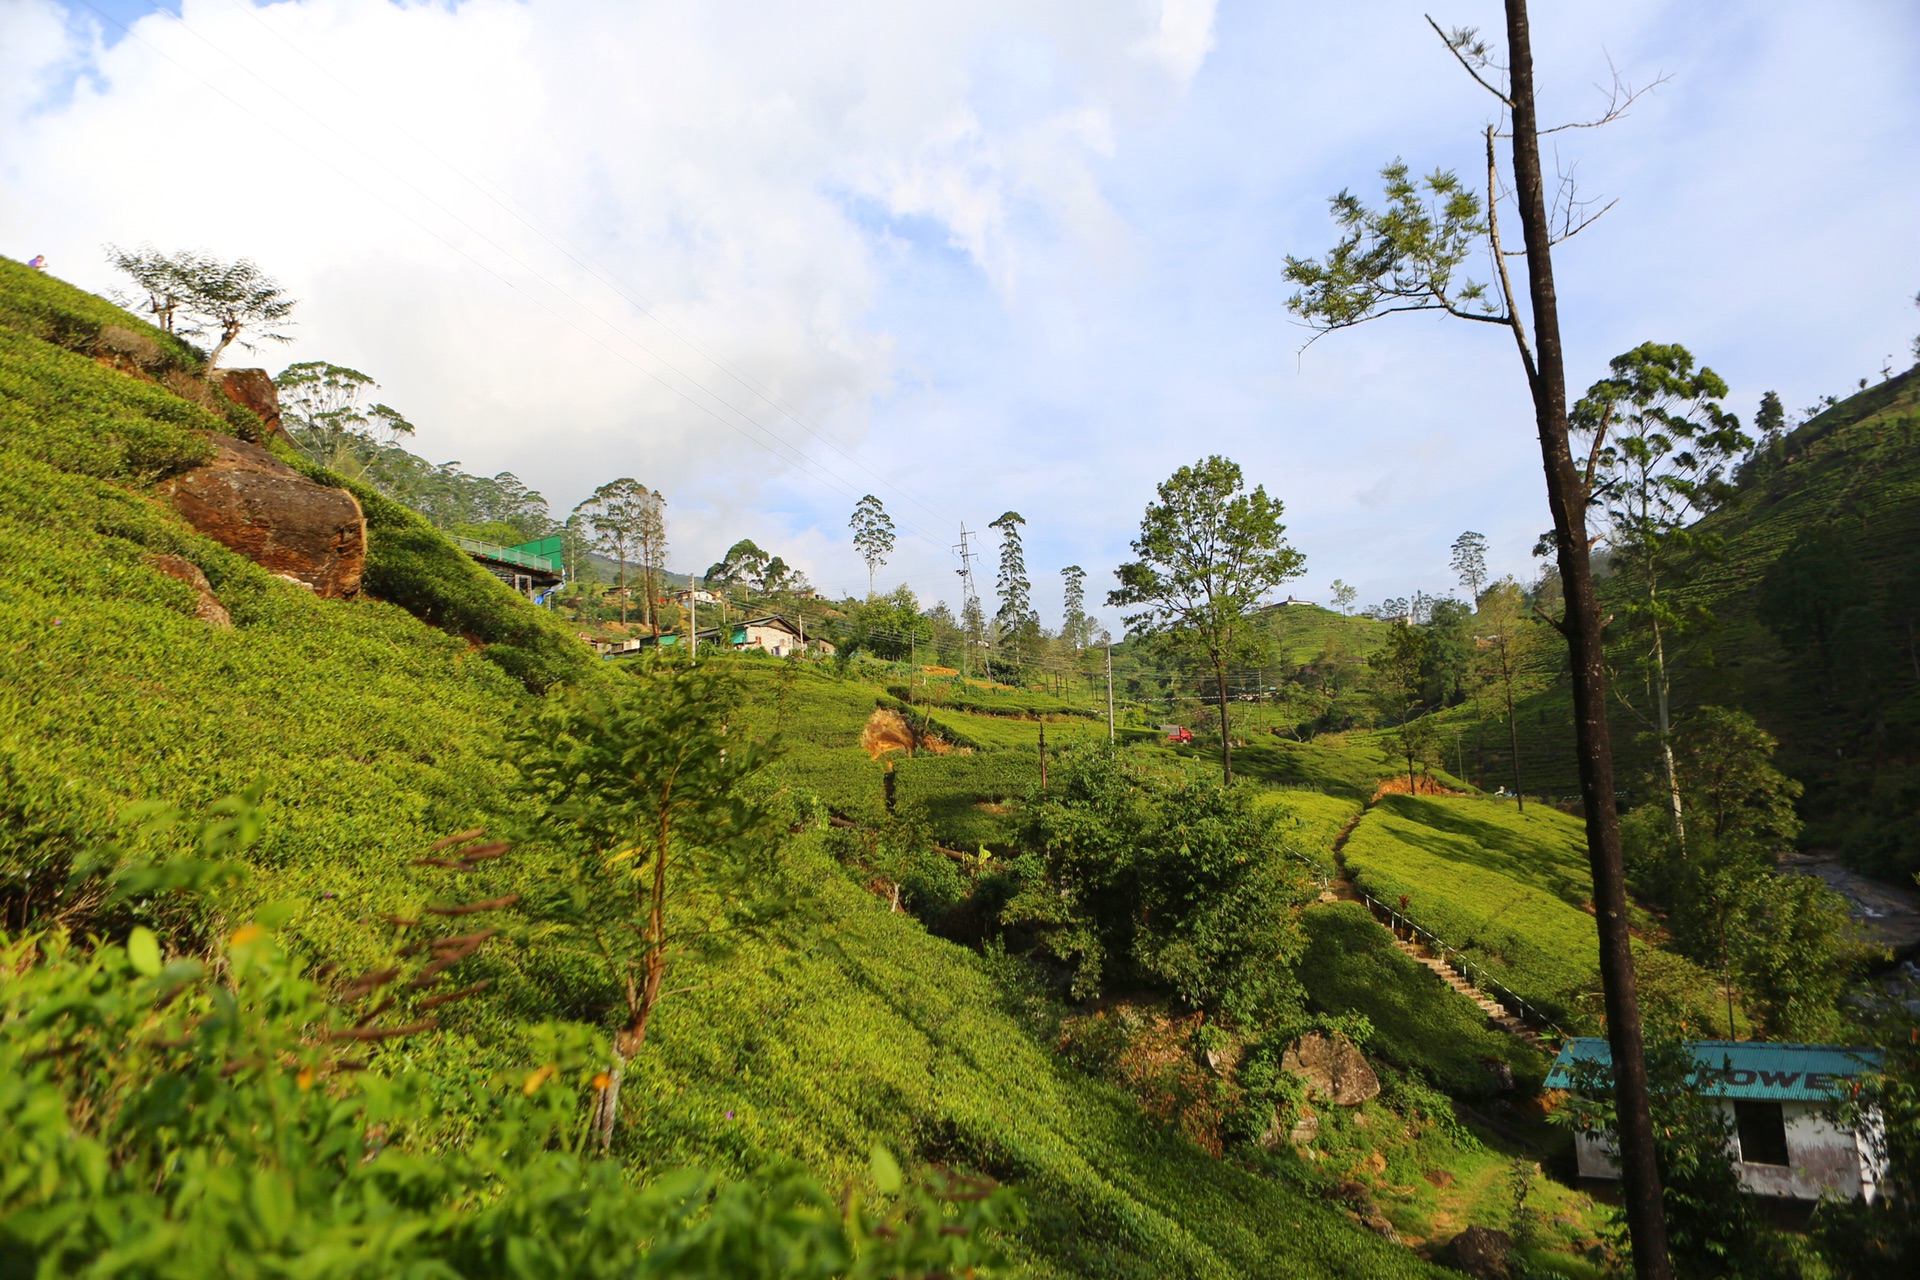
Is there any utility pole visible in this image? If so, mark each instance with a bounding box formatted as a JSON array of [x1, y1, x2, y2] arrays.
[[1038, 721, 1047, 793], [954, 524, 981, 681], [688, 588, 696, 662], [1105, 641, 1114, 744]]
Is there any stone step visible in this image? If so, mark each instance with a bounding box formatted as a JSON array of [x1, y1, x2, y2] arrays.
[[1375, 916, 1552, 1047]]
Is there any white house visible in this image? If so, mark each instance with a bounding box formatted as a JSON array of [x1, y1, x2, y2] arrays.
[[609, 614, 834, 660], [729, 614, 833, 657], [1546, 1038, 1886, 1202]]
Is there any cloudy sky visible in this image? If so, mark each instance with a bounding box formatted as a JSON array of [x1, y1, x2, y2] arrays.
[[4, 0, 1916, 629]]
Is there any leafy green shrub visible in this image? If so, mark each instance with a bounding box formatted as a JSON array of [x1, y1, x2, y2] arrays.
[[1002, 747, 1312, 1027], [0, 921, 1015, 1278]]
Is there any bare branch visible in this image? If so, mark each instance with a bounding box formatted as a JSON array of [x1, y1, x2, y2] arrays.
[[423, 893, 519, 917], [1483, 126, 1539, 385], [1552, 198, 1618, 245], [326, 1018, 438, 1043], [1426, 15, 1512, 105], [1539, 53, 1669, 134]]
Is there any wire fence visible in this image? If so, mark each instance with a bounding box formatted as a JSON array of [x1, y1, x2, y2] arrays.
[[1273, 838, 1566, 1046]]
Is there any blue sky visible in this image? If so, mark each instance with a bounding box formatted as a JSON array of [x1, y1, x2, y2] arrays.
[[3, 0, 1916, 630]]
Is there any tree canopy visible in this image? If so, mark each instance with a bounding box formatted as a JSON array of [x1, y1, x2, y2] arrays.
[[1108, 455, 1304, 784]]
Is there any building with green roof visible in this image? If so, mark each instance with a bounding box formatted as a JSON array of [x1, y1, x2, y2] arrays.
[[1547, 1037, 1886, 1202]]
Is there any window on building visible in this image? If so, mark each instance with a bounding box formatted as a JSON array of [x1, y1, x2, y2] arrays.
[[1734, 1101, 1790, 1166]]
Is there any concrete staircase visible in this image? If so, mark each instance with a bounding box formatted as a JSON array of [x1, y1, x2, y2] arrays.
[[1387, 932, 1549, 1050], [1324, 802, 1553, 1053]]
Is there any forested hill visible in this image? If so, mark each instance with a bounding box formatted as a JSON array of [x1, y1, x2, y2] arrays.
[[1475, 365, 1920, 879], [1678, 364, 1920, 875]]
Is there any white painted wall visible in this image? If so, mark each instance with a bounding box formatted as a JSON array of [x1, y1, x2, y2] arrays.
[[1572, 1102, 1878, 1201]]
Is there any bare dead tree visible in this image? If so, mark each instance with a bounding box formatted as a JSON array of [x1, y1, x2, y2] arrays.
[[1284, 6, 1672, 1275]]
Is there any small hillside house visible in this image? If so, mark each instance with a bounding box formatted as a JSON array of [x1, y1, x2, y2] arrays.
[[609, 614, 833, 660], [1546, 1038, 1886, 1202]]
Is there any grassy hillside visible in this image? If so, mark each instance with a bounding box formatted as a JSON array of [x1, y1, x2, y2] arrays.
[[1339, 795, 1736, 1032], [1299, 902, 1546, 1099], [0, 258, 1446, 1277]]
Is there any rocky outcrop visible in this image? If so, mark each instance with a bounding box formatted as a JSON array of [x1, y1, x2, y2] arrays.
[[1442, 1225, 1512, 1279], [1280, 1031, 1380, 1105], [148, 554, 231, 628], [216, 368, 284, 440], [158, 436, 365, 598]]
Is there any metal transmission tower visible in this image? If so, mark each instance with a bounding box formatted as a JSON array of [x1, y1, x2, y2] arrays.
[[954, 524, 984, 680]]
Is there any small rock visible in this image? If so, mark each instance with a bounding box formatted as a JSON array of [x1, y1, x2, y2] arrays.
[[1281, 1031, 1380, 1105], [1443, 1225, 1513, 1279], [1424, 1168, 1454, 1188], [148, 554, 231, 629], [1363, 1212, 1399, 1241], [92, 324, 170, 372], [1482, 1056, 1516, 1092], [1289, 1107, 1319, 1146]]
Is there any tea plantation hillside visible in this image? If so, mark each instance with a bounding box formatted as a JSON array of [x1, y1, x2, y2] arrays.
[[1339, 794, 1739, 1033], [0, 258, 1444, 1277]]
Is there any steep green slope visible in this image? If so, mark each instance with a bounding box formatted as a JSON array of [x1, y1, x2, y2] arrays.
[[1340, 795, 1734, 1030], [0, 259, 1441, 1277]]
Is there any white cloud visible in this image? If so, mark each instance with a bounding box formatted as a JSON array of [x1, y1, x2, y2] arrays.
[[0, 0, 1914, 628]]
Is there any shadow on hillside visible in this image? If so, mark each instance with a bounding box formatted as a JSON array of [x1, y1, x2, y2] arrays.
[[1371, 794, 1591, 909], [1216, 739, 1382, 801]]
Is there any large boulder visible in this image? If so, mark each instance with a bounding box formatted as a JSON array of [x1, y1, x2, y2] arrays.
[[217, 368, 284, 440], [1442, 1225, 1512, 1279], [1280, 1031, 1380, 1105], [158, 436, 365, 598]]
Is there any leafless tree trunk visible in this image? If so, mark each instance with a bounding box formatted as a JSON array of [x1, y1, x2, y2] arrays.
[[1214, 660, 1234, 785], [1503, 3, 1670, 1273]]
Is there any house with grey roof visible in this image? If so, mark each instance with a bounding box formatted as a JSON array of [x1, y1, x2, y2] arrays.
[[1546, 1038, 1886, 1202]]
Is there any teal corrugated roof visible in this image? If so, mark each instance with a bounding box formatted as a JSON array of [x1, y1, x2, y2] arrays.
[[1546, 1038, 1882, 1102]]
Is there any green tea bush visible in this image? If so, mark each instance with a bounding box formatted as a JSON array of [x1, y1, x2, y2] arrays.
[[1341, 796, 1727, 1028], [0, 922, 1015, 1279]]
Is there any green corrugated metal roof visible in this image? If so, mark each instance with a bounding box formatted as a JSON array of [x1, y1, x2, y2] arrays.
[[505, 534, 564, 570], [1546, 1037, 1883, 1102]]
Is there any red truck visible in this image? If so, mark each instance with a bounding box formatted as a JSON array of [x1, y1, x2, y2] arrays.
[[1165, 726, 1194, 745]]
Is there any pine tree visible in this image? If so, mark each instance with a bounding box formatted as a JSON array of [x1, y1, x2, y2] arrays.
[[1450, 530, 1489, 604], [1060, 565, 1089, 649], [989, 511, 1033, 669]]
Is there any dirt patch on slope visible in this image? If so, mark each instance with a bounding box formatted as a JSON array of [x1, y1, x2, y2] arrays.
[[1370, 774, 1466, 801], [861, 707, 956, 759]]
